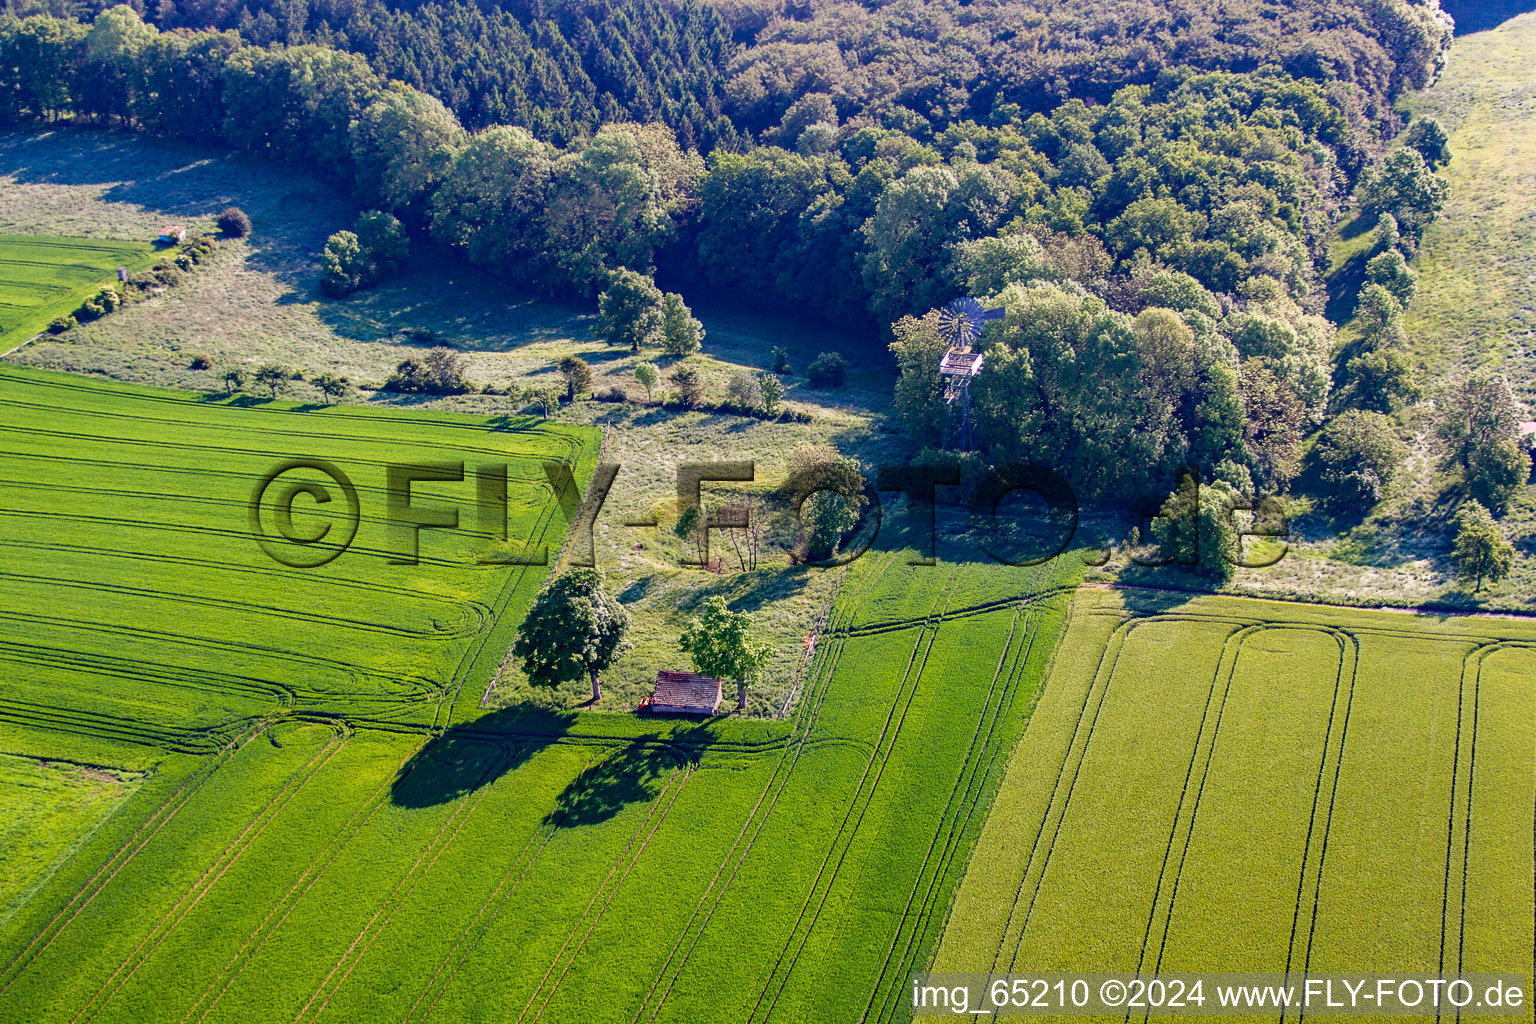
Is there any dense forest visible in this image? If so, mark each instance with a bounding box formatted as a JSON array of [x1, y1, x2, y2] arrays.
[[0, 1, 1468, 511], [714, 0, 1452, 145], [2, 0, 1452, 155]]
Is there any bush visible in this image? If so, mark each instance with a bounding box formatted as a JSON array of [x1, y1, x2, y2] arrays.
[[78, 286, 122, 319], [321, 211, 409, 297], [47, 316, 77, 334], [758, 372, 785, 416], [806, 351, 847, 388], [669, 363, 704, 407], [354, 210, 409, 274], [148, 262, 183, 287], [1315, 410, 1406, 506], [726, 370, 763, 410], [594, 386, 629, 403], [189, 353, 213, 370], [218, 207, 252, 237], [769, 345, 791, 374], [321, 231, 366, 296], [381, 346, 471, 394], [557, 355, 593, 400], [1151, 476, 1239, 583]]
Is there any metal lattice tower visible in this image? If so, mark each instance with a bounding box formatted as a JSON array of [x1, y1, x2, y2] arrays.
[[935, 298, 1003, 451]]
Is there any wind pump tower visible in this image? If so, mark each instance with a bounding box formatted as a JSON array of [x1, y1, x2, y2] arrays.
[[936, 297, 1004, 451]]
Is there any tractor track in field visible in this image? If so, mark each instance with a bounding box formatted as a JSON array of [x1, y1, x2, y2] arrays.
[[1438, 641, 1536, 989], [864, 600, 1032, 1024], [630, 552, 903, 1024], [0, 608, 440, 705], [1, 570, 482, 641], [0, 478, 545, 569], [748, 566, 964, 1024], [0, 394, 579, 465], [184, 735, 429, 1024], [0, 538, 499, 624], [0, 697, 246, 754], [986, 610, 1140, 981], [1276, 628, 1358, 1016], [72, 723, 351, 1024], [404, 753, 599, 1024], [0, 507, 552, 575], [0, 421, 563, 474], [1130, 622, 1261, 987], [963, 602, 1536, 1020], [0, 635, 297, 703], [0, 368, 585, 452], [433, 467, 570, 731], [869, 593, 1066, 1024], [0, 719, 269, 995], [1140, 625, 1358, 1018], [521, 758, 696, 1024], [293, 742, 518, 1024]]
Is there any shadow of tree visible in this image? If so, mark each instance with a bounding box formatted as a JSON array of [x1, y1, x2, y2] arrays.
[[1442, 0, 1536, 35], [544, 742, 677, 827], [543, 722, 721, 828], [390, 704, 578, 808]]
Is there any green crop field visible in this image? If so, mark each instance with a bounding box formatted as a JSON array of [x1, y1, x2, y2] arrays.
[[935, 588, 1536, 1019], [0, 363, 1076, 1023], [0, 235, 155, 353]]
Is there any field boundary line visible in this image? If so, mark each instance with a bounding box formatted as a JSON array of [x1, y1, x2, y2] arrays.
[[885, 593, 1073, 1024], [866, 598, 1035, 1023], [1081, 582, 1536, 625], [1000, 613, 1253, 977], [1132, 623, 1259, 989], [1281, 629, 1359, 1007], [989, 614, 1136, 977], [1292, 629, 1414, 1022], [1444, 641, 1535, 991], [749, 565, 964, 1024]]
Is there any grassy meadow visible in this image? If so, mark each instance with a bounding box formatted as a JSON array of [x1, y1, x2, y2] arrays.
[[0, 234, 153, 353], [935, 587, 1536, 1018], [1398, 10, 1536, 401], [0, 360, 1077, 1023]]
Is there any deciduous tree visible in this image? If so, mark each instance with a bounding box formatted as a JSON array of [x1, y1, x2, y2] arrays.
[[1451, 501, 1513, 592], [511, 568, 631, 703], [679, 596, 770, 711]]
